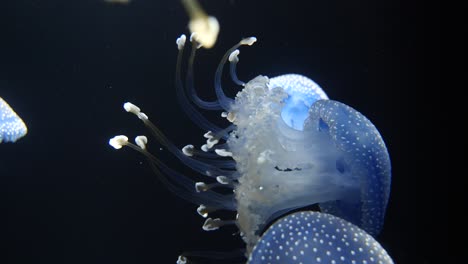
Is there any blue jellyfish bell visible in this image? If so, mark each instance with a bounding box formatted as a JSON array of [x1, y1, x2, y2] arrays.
[[248, 211, 393, 264], [0, 97, 28, 143]]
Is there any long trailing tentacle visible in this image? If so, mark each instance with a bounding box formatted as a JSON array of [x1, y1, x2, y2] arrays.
[[109, 135, 236, 210], [214, 37, 257, 110], [175, 35, 224, 133], [122, 102, 236, 177], [185, 34, 223, 110]]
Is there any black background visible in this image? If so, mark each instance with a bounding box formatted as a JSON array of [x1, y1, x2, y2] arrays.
[[1, 0, 443, 263]]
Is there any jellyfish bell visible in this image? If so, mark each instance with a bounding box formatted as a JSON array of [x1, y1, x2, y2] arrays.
[[308, 100, 392, 236], [0, 97, 28, 143], [248, 211, 394, 264], [109, 33, 391, 261], [269, 74, 328, 131]]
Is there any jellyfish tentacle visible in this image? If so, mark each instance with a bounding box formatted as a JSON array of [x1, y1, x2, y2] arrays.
[[229, 49, 245, 86], [175, 34, 224, 133], [143, 150, 236, 210], [194, 157, 237, 170], [123, 102, 234, 178], [109, 136, 236, 210], [214, 37, 257, 110], [195, 180, 235, 193], [182, 144, 219, 159], [202, 217, 236, 231], [200, 125, 235, 151], [183, 143, 236, 168], [184, 34, 223, 110]]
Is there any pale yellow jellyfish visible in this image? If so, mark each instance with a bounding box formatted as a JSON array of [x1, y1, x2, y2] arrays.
[[181, 0, 220, 49]]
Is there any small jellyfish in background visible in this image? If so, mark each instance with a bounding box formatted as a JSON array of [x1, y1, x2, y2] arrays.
[[181, 0, 220, 49], [109, 32, 392, 263], [0, 97, 28, 143]]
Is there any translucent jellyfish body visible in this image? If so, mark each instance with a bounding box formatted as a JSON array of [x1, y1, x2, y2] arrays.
[[0, 97, 28, 143], [230, 78, 391, 250], [109, 33, 391, 262]]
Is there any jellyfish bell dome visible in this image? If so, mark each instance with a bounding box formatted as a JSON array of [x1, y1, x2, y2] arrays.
[[248, 211, 394, 264], [307, 100, 392, 236], [268, 74, 328, 131], [0, 97, 28, 143]]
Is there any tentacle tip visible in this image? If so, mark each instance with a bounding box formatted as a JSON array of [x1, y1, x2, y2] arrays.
[[226, 112, 236, 122], [123, 102, 140, 114], [189, 33, 202, 49], [202, 218, 221, 231], [182, 144, 194, 156], [216, 176, 230, 185], [215, 149, 233, 157], [228, 49, 240, 62], [203, 131, 214, 139], [240, 36, 257, 46], [176, 34, 187, 50], [201, 144, 210, 152], [197, 204, 209, 218], [176, 255, 187, 264], [109, 135, 128, 149], [135, 135, 148, 149], [137, 112, 148, 121], [206, 138, 219, 148], [195, 182, 208, 192], [124, 101, 148, 120]]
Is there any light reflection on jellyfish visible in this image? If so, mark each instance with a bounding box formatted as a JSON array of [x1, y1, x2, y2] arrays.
[[109, 33, 392, 263]]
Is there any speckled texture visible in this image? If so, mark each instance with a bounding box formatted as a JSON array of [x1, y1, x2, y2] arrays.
[[0, 97, 27, 143], [249, 211, 393, 264]]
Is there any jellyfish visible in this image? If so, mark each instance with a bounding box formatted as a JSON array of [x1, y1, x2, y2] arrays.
[[0, 96, 28, 143], [181, 0, 220, 49], [249, 211, 393, 264], [109, 33, 391, 262]]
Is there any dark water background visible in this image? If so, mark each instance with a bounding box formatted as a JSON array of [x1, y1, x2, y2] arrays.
[[1, 0, 442, 263]]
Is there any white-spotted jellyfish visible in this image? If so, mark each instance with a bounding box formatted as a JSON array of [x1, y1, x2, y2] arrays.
[[249, 211, 393, 264], [0, 96, 28, 143], [109, 33, 392, 263]]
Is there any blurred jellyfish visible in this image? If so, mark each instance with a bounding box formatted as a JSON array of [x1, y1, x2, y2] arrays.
[[0, 97, 28, 143], [181, 0, 220, 49], [109, 33, 391, 262]]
